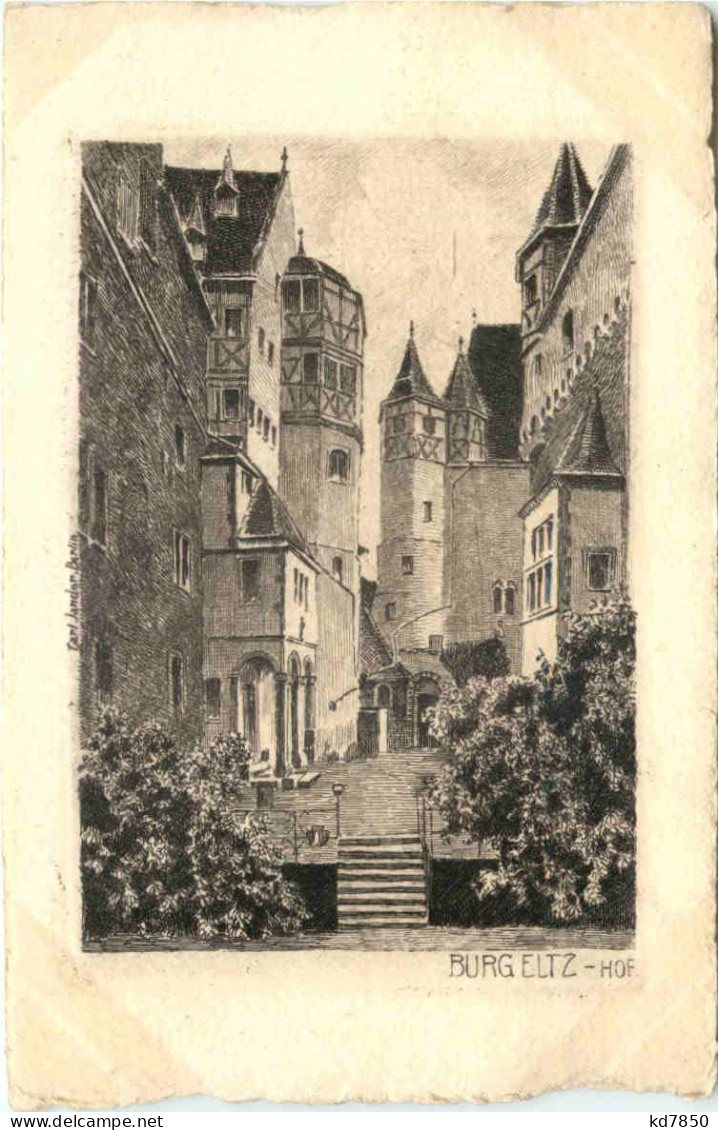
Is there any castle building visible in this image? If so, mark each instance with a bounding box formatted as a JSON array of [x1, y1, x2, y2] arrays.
[[366, 141, 632, 742], [78, 142, 213, 747], [516, 144, 631, 672], [79, 142, 366, 773]]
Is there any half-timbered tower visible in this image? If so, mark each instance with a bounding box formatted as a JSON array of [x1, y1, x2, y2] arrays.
[[278, 232, 366, 602]]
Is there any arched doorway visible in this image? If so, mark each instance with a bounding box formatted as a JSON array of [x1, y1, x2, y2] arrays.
[[239, 656, 276, 764], [289, 654, 301, 769], [304, 659, 315, 764], [377, 684, 391, 711], [415, 676, 440, 748]]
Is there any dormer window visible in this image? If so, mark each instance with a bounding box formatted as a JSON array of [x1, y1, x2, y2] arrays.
[[214, 147, 239, 218]]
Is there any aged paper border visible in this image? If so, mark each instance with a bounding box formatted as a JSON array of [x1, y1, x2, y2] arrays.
[[3, 1, 717, 1108]]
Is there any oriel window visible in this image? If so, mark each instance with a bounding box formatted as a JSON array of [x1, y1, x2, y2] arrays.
[[223, 388, 240, 420], [224, 307, 244, 338], [303, 278, 319, 312], [324, 358, 338, 389], [283, 280, 301, 312]]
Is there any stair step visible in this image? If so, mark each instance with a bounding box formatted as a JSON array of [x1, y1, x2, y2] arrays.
[[339, 861, 425, 873], [339, 836, 421, 847], [338, 850, 424, 861], [339, 881, 427, 890], [339, 894, 427, 907], [338, 915, 428, 928]]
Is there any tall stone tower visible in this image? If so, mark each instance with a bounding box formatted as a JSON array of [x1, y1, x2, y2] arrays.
[[376, 325, 447, 651], [278, 232, 365, 601]]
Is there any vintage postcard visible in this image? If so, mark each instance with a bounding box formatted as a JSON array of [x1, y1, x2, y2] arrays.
[[3, 1, 716, 1109]]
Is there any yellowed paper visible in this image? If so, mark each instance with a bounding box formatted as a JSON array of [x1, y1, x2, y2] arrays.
[[3, 1, 716, 1109]]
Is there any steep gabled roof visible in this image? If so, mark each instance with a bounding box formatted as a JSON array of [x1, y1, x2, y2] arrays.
[[444, 341, 489, 417], [527, 307, 628, 503], [237, 479, 311, 558], [165, 163, 283, 275], [531, 143, 593, 239], [359, 578, 394, 676], [385, 326, 444, 408], [467, 323, 522, 459]]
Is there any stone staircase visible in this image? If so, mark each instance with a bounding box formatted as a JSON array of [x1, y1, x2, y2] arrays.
[[337, 835, 428, 929]]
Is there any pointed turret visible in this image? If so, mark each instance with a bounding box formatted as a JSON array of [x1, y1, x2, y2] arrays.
[[386, 324, 444, 408], [530, 144, 593, 242], [558, 390, 621, 477], [516, 143, 594, 335], [214, 146, 239, 217], [445, 337, 489, 464]]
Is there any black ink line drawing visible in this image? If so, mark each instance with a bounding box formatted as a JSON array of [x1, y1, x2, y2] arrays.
[[78, 140, 634, 951]]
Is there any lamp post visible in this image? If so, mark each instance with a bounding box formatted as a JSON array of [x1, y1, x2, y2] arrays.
[[332, 782, 344, 839]]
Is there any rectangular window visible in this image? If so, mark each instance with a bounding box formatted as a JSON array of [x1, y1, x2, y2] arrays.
[[173, 531, 191, 591], [401, 555, 414, 575], [223, 388, 240, 420], [340, 364, 356, 394], [241, 559, 260, 601], [91, 464, 108, 545], [170, 654, 184, 714], [248, 399, 255, 427], [423, 501, 433, 523], [332, 557, 343, 583], [536, 566, 543, 608], [531, 529, 537, 560], [303, 574, 309, 611], [324, 358, 338, 389], [268, 342, 275, 367], [271, 425, 277, 447], [224, 307, 244, 337], [79, 272, 98, 346], [429, 635, 444, 653], [263, 417, 270, 442], [423, 415, 436, 436], [538, 526, 545, 555], [385, 602, 397, 622], [283, 279, 301, 312], [547, 517, 554, 551], [528, 573, 536, 612], [544, 562, 552, 605], [205, 677, 221, 719], [258, 328, 265, 354], [241, 470, 253, 495], [293, 567, 299, 603], [587, 550, 614, 591], [257, 408, 263, 432], [303, 278, 319, 312], [303, 352, 319, 383]]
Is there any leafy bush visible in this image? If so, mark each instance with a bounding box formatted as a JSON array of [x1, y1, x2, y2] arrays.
[[81, 711, 309, 940], [429, 597, 636, 925], [440, 636, 510, 687]]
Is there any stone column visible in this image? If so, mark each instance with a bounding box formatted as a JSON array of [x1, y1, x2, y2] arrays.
[[274, 672, 287, 778]]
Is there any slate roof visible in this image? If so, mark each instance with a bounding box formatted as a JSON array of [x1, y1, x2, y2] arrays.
[[237, 479, 312, 558], [359, 580, 394, 677], [386, 329, 444, 408], [527, 307, 628, 503], [467, 323, 523, 459], [530, 143, 593, 240], [284, 250, 351, 290], [444, 343, 489, 416], [165, 164, 283, 275]]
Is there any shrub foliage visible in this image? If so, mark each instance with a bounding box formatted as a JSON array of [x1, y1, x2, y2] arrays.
[[429, 598, 636, 925], [80, 711, 308, 940], [440, 636, 510, 687]]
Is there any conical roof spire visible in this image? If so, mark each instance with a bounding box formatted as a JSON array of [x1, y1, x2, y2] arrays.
[[215, 145, 239, 195], [531, 143, 593, 238], [386, 325, 443, 407], [558, 390, 621, 476], [444, 337, 489, 416], [185, 193, 206, 237]]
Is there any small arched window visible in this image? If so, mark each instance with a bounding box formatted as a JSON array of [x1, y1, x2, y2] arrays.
[[328, 449, 350, 482], [504, 585, 516, 616], [332, 556, 343, 583], [534, 353, 543, 376], [492, 583, 503, 614], [553, 388, 560, 406], [530, 416, 539, 435], [562, 309, 574, 352]]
